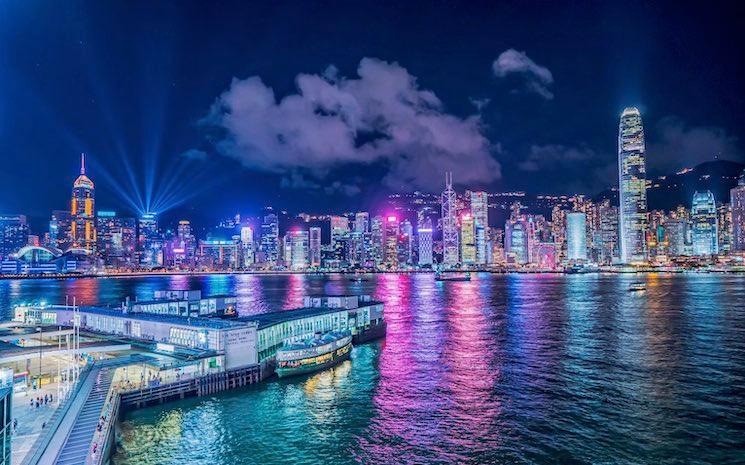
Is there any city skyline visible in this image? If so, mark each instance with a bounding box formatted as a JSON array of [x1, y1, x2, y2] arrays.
[[1, 1, 744, 224]]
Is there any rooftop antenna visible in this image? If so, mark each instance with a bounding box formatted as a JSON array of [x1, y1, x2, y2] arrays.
[[80, 153, 86, 175]]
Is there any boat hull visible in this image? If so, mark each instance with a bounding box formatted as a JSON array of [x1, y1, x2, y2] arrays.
[[276, 340, 352, 378]]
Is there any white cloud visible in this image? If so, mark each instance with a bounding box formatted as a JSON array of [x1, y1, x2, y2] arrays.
[[492, 49, 554, 99], [203, 58, 501, 192]]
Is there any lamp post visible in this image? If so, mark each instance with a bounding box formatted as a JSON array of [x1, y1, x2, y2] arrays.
[[37, 325, 42, 389]]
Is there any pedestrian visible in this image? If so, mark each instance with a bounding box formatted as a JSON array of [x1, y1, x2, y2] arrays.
[[35, 401, 39, 408]]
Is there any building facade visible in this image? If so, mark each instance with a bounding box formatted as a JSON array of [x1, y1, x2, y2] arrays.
[[617, 107, 648, 263]]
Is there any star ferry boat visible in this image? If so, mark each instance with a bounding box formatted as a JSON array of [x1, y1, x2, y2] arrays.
[[275, 331, 353, 378]]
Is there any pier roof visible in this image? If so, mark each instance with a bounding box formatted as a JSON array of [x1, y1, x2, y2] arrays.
[[71, 306, 250, 330], [244, 307, 348, 330]]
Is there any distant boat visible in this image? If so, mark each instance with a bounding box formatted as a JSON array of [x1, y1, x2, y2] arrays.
[[276, 331, 352, 378], [435, 271, 471, 282], [628, 282, 646, 292]]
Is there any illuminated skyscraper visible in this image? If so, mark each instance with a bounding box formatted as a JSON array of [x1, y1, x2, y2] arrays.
[[566, 212, 588, 261], [309, 227, 321, 267], [691, 191, 718, 256], [370, 216, 384, 267], [460, 213, 476, 264], [96, 211, 136, 268], [261, 213, 279, 265], [731, 170, 745, 252], [137, 212, 161, 267], [617, 107, 648, 263], [418, 221, 433, 267], [240, 226, 254, 267], [384, 216, 399, 269], [469, 191, 488, 264], [441, 172, 459, 267], [330, 215, 349, 242], [285, 230, 309, 270], [0, 215, 29, 258], [70, 153, 96, 253]]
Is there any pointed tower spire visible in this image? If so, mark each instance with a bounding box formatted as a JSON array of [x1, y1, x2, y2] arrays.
[[80, 153, 86, 175]]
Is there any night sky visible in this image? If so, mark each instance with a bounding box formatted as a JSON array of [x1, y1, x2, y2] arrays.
[[1, 1, 743, 229]]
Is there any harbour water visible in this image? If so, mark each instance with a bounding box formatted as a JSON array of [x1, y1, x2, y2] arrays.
[[2, 273, 744, 464]]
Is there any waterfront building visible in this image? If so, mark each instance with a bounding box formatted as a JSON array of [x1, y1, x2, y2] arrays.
[[383, 216, 399, 269], [532, 242, 558, 269], [136, 212, 162, 267], [441, 172, 459, 267], [70, 154, 96, 253], [309, 227, 321, 267], [370, 216, 385, 267], [731, 170, 745, 252], [717, 204, 732, 255], [399, 219, 414, 265], [664, 218, 688, 257], [199, 239, 240, 269], [597, 200, 619, 264], [469, 191, 489, 264], [96, 211, 136, 269], [460, 213, 476, 265], [0, 245, 61, 274], [330, 215, 350, 243], [691, 191, 718, 256], [566, 212, 588, 262], [0, 214, 29, 259], [240, 226, 255, 267], [49, 210, 73, 251], [418, 222, 433, 267], [617, 107, 648, 263], [551, 207, 567, 262], [505, 219, 528, 265], [260, 213, 280, 266], [175, 220, 197, 267], [285, 229, 309, 270]]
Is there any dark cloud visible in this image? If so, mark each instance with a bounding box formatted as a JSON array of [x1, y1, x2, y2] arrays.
[[203, 58, 501, 192], [492, 49, 554, 99], [518, 144, 596, 171], [647, 117, 742, 173]]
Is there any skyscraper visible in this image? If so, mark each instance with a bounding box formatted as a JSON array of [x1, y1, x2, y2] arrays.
[[566, 212, 588, 261], [70, 153, 96, 253], [240, 226, 254, 267], [617, 107, 648, 263], [417, 222, 433, 267], [285, 230, 309, 271], [441, 172, 459, 267], [460, 213, 476, 264], [309, 227, 322, 267], [691, 191, 718, 256], [469, 191, 489, 264], [261, 213, 279, 265], [731, 170, 745, 252], [96, 211, 136, 268], [0, 215, 29, 258], [384, 215, 399, 269]]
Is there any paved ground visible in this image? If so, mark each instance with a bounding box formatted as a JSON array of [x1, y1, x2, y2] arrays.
[[11, 382, 69, 465]]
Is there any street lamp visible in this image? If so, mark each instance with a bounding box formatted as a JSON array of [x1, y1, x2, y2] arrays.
[[36, 325, 42, 389]]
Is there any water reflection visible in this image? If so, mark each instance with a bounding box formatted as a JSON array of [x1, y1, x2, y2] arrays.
[[1, 274, 744, 464]]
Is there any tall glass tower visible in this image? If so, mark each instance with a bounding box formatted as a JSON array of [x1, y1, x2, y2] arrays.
[[617, 107, 648, 263], [691, 191, 718, 256]]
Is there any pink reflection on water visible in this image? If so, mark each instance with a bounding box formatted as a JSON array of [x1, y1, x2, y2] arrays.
[[282, 274, 306, 310], [358, 273, 503, 463], [440, 275, 503, 452]]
